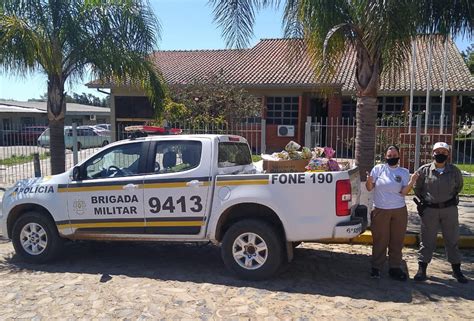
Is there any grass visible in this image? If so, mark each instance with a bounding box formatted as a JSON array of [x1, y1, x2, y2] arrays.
[[456, 164, 474, 172], [0, 152, 50, 166], [252, 155, 262, 162], [456, 164, 474, 196]]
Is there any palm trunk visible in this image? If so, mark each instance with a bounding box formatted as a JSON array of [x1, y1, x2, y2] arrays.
[[355, 96, 378, 179], [354, 44, 381, 180], [47, 74, 66, 175]]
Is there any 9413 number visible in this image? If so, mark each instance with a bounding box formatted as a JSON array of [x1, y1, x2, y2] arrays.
[[148, 195, 203, 214]]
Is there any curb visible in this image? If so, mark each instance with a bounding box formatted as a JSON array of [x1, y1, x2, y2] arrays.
[[321, 231, 474, 249]]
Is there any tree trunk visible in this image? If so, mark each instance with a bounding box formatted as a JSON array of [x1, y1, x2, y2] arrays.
[[47, 74, 66, 175], [355, 96, 378, 180], [354, 45, 380, 180]]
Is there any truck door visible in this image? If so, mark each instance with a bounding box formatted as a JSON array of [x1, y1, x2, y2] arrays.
[[65, 141, 148, 237], [143, 139, 212, 239]]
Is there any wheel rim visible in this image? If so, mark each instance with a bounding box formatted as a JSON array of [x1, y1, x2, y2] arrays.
[[20, 223, 48, 255], [232, 232, 268, 270]]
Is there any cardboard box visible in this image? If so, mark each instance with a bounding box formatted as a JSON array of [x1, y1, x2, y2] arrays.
[[263, 159, 309, 173]]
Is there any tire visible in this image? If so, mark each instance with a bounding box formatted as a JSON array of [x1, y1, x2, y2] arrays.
[[11, 211, 63, 263], [221, 219, 283, 280]]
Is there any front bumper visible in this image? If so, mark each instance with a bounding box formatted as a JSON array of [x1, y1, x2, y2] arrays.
[[333, 205, 368, 238]]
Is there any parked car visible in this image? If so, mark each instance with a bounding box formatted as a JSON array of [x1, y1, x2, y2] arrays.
[[38, 126, 110, 150], [19, 126, 48, 145], [95, 123, 111, 131]]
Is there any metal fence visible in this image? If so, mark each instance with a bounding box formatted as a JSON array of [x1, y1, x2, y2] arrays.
[[0, 116, 472, 193], [0, 119, 264, 188], [305, 114, 473, 194]]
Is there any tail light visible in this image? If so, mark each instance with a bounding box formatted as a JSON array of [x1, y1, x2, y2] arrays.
[[336, 179, 352, 216]]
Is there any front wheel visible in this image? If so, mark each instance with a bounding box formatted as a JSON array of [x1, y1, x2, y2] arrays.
[[12, 212, 63, 263], [221, 219, 283, 280]]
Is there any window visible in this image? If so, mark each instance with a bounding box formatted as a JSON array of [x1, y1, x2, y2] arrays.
[[218, 142, 252, 167], [20, 117, 34, 126], [377, 97, 404, 118], [115, 96, 154, 119], [83, 142, 143, 179], [153, 140, 202, 173], [266, 96, 299, 125], [71, 118, 83, 126], [341, 97, 357, 119], [410, 96, 452, 126]]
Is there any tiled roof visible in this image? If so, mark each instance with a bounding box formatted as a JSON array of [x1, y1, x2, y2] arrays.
[[88, 36, 474, 94]]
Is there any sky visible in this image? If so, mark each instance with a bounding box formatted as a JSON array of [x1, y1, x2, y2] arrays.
[[0, 0, 472, 102]]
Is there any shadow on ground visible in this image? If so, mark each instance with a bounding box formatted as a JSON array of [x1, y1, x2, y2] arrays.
[[1, 241, 472, 303]]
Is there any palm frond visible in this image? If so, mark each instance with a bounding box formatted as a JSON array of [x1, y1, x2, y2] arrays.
[[0, 13, 44, 75], [209, 0, 280, 48], [415, 0, 473, 37]]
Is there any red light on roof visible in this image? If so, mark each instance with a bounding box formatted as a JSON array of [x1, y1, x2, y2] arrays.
[[228, 136, 240, 142]]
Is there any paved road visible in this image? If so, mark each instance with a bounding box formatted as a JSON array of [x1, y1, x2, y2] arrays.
[[0, 241, 472, 319]]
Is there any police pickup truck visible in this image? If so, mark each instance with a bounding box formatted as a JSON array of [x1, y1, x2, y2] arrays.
[[0, 135, 367, 280]]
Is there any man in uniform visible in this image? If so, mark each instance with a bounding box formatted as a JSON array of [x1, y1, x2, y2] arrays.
[[413, 142, 468, 283]]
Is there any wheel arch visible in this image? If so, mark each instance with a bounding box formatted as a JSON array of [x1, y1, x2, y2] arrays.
[[214, 202, 287, 243], [6, 203, 55, 239]]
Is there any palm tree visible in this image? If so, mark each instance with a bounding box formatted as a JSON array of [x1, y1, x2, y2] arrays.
[[0, 0, 165, 174], [210, 0, 472, 177]]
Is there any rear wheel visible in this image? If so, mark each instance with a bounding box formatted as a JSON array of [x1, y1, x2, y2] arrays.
[[221, 219, 283, 280], [12, 212, 63, 263]]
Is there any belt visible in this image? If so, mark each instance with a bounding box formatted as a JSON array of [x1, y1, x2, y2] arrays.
[[425, 198, 457, 209]]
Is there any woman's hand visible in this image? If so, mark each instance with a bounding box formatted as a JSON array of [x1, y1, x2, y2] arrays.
[[401, 171, 420, 196], [366, 171, 374, 184], [409, 171, 420, 185], [366, 171, 375, 191]]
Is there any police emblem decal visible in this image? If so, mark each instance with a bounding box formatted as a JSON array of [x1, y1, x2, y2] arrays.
[[73, 199, 86, 215]]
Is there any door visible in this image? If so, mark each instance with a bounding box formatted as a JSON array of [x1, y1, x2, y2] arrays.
[[66, 141, 148, 236], [143, 139, 212, 239], [310, 98, 328, 146]]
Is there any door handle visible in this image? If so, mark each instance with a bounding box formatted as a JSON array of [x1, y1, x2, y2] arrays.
[[186, 180, 204, 187], [123, 183, 138, 190]]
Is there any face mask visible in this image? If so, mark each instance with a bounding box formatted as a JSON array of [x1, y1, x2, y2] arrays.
[[386, 157, 399, 166], [434, 154, 448, 163]]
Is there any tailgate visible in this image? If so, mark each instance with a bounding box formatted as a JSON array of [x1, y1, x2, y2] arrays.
[[348, 167, 361, 206]]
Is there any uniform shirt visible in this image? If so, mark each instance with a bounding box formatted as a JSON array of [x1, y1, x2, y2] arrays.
[[414, 162, 463, 204], [370, 164, 410, 209]]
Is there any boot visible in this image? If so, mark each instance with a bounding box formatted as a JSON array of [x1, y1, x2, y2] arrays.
[[452, 264, 468, 284], [414, 262, 428, 281], [389, 268, 408, 281]]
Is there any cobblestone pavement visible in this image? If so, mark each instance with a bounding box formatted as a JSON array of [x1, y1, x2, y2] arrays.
[[0, 240, 472, 320]]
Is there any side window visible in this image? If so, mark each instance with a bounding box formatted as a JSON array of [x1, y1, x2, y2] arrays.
[[153, 140, 202, 174], [218, 142, 252, 167], [83, 142, 143, 179]]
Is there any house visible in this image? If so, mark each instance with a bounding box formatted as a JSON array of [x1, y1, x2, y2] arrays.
[[87, 36, 474, 151], [0, 100, 110, 145], [0, 100, 110, 127]]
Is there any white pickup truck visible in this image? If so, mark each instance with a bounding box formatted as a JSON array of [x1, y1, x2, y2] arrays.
[[0, 135, 367, 279]]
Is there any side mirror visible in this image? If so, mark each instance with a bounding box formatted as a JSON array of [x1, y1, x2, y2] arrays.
[[72, 166, 82, 181]]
